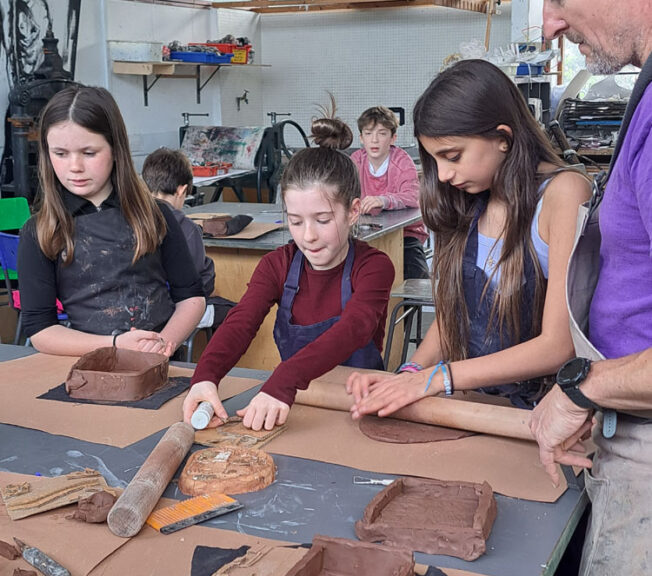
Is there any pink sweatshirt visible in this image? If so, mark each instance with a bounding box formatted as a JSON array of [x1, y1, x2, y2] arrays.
[[351, 146, 428, 243]]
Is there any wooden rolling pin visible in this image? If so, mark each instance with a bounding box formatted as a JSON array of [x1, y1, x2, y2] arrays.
[[107, 422, 194, 537], [294, 372, 534, 441]]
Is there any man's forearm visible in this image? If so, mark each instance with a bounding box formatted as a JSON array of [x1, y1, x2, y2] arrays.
[[582, 347, 652, 411]]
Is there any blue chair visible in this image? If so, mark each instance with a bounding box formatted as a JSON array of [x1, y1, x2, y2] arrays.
[[0, 232, 68, 345]]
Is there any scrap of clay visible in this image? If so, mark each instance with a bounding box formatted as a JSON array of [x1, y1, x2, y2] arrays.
[[355, 477, 497, 561], [69, 490, 117, 523], [13, 570, 37, 576], [0, 469, 117, 520], [285, 535, 414, 576], [0, 539, 20, 559], [194, 417, 287, 449], [212, 543, 307, 576], [359, 415, 475, 444], [178, 447, 275, 496], [203, 215, 253, 237], [65, 347, 169, 402]]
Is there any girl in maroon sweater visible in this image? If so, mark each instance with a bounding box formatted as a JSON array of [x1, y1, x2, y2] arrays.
[[183, 116, 395, 431]]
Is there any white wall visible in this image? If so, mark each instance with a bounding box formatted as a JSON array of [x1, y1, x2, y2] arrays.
[[259, 5, 513, 148], [215, 9, 263, 127], [14, 2, 513, 170]]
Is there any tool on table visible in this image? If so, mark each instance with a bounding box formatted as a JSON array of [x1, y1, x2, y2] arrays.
[[13, 539, 70, 576], [146, 492, 243, 534], [107, 422, 194, 538], [191, 401, 215, 430], [353, 476, 395, 486]]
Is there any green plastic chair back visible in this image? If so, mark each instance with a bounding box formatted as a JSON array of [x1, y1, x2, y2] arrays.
[[0, 197, 30, 282], [0, 197, 30, 232]]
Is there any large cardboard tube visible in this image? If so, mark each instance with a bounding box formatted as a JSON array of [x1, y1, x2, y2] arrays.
[[107, 422, 194, 537], [294, 373, 534, 442]]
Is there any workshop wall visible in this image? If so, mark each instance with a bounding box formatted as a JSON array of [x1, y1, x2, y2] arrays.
[[215, 9, 264, 128], [259, 5, 513, 148]]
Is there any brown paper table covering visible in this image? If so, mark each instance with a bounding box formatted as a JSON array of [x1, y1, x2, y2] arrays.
[[0, 353, 260, 448], [0, 471, 129, 576], [269, 367, 568, 503]]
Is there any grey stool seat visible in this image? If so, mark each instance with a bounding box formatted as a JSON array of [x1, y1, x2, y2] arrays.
[[383, 279, 434, 370]]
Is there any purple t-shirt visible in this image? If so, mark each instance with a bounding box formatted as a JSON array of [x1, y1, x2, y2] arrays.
[[589, 84, 652, 358]]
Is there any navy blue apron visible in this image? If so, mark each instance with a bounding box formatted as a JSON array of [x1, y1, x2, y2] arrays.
[[462, 197, 547, 409], [273, 242, 384, 370]]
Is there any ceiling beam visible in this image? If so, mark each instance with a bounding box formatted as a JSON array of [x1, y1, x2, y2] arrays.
[[212, 0, 494, 14]]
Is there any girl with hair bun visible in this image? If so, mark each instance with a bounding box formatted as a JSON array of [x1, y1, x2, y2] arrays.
[[184, 114, 395, 431]]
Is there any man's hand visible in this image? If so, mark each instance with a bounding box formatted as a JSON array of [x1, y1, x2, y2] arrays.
[[529, 384, 594, 486]]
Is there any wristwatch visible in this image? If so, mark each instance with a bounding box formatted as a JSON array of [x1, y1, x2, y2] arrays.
[[556, 357, 601, 410]]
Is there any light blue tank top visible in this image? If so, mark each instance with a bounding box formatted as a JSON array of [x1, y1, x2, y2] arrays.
[[477, 182, 551, 287]]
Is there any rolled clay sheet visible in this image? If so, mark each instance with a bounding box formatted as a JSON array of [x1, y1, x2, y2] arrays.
[[294, 367, 534, 442]]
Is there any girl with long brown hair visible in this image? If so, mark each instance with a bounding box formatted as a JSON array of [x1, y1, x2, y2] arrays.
[[348, 59, 590, 416], [17, 85, 205, 356]]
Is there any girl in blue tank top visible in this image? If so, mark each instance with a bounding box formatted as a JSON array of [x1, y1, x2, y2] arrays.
[[348, 59, 591, 416]]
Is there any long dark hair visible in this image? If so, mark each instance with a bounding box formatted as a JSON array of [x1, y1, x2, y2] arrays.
[[414, 59, 565, 360], [36, 85, 165, 264]]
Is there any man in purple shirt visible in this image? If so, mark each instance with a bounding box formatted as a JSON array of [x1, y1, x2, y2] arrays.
[[530, 1, 652, 574]]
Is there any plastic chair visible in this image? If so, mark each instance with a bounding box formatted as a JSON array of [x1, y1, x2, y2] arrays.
[[0, 197, 30, 231], [383, 279, 434, 370], [0, 197, 30, 286], [0, 231, 68, 345]]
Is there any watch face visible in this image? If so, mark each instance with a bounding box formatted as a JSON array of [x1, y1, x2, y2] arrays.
[[558, 357, 589, 386]]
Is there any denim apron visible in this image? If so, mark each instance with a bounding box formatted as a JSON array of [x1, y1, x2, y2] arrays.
[[56, 206, 174, 335], [462, 196, 546, 409], [273, 242, 384, 369]]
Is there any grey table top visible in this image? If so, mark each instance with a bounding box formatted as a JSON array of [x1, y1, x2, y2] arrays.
[[0, 345, 585, 575], [185, 202, 422, 250]]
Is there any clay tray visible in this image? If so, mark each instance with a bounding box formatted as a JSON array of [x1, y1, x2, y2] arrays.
[[355, 477, 497, 561], [285, 535, 414, 576], [65, 347, 169, 402]]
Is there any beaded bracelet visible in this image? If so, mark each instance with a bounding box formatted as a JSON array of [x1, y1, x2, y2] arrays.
[[424, 361, 444, 394], [442, 363, 453, 396], [397, 361, 424, 374]]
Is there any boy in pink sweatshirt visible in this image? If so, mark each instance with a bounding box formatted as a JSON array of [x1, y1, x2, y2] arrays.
[[351, 106, 429, 279]]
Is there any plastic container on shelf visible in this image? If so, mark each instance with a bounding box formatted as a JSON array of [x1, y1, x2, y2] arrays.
[[169, 51, 234, 64], [231, 45, 251, 64], [189, 42, 236, 54], [108, 41, 163, 62]]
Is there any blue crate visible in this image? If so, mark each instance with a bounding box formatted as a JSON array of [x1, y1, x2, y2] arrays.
[[516, 63, 544, 76], [169, 51, 233, 64]]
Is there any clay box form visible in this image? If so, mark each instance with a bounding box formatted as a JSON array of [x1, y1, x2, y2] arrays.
[[285, 535, 414, 576], [65, 347, 169, 402], [355, 477, 497, 561]]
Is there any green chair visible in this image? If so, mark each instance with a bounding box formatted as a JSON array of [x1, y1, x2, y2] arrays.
[[0, 197, 30, 231], [0, 197, 30, 285]]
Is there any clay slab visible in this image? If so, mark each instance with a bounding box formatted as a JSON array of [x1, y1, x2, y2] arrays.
[[285, 535, 414, 576], [355, 477, 497, 561], [178, 447, 275, 496], [194, 417, 287, 449], [65, 347, 169, 402], [359, 416, 475, 444]]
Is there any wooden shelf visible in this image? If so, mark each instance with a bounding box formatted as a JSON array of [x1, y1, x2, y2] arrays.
[[112, 60, 270, 106]]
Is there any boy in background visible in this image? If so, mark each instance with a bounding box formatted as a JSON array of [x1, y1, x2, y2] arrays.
[[142, 147, 234, 329], [351, 106, 429, 279]]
